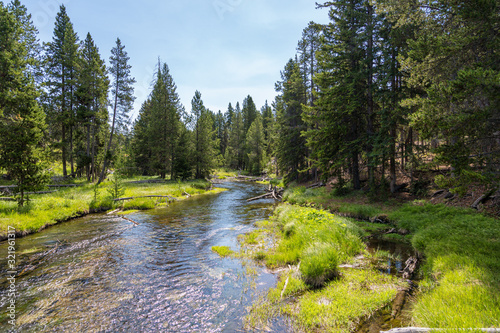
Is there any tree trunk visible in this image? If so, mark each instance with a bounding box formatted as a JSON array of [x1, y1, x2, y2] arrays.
[[91, 116, 97, 182], [390, 47, 397, 193], [352, 150, 361, 190], [86, 121, 91, 181], [98, 75, 119, 184], [366, 4, 374, 190]]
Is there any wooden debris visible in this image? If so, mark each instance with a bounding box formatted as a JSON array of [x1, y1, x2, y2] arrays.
[[401, 256, 419, 280], [280, 276, 290, 300], [247, 186, 284, 202], [113, 195, 176, 202], [107, 208, 122, 215], [306, 182, 325, 189], [120, 216, 139, 226], [0, 197, 16, 201]]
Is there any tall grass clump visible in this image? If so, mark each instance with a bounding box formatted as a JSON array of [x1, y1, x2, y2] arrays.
[[266, 205, 364, 287], [389, 203, 500, 329], [283, 186, 329, 206], [300, 242, 339, 287]]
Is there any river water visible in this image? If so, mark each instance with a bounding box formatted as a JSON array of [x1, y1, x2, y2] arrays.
[[0, 182, 283, 332]]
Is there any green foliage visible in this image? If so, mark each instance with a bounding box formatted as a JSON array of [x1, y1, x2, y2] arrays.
[[0, 4, 49, 206], [293, 269, 403, 332], [106, 174, 125, 199], [265, 205, 364, 269], [388, 203, 500, 328], [274, 59, 308, 182], [211, 246, 234, 258], [245, 113, 266, 175], [191, 91, 217, 179], [122, 198, 155, 210], [300, 242, 339, 288]]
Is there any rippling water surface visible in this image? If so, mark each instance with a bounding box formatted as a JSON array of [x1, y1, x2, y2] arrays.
[[0, 182, 284, 332]]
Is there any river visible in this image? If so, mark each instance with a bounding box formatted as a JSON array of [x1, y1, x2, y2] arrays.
[[0, 182, 285, 332]]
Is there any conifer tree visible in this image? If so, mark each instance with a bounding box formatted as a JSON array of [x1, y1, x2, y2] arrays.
[[98, 37, 135, 184], [242, 95, 257, 135], [246, 113, 266, 174], [0, 4, 48, 206], [45, 5, 78, 177], [191, 91, 216, 179], [148, 61, 183, 179], [76, 33, 109, 181], [226, 102, 245, 170], [274, 59, 308, 183]]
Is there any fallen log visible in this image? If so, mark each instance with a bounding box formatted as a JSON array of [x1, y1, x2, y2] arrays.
[[26, 191, 57, 195], [48, 184, 82, 188], [120, 216, 139, 226], [306, 182, 325, 189], [471, 189, 497, 209], [0, 197, 16, 201], [247, 193, 273, 202], [107, 208, 122, 215], [113, 195, 177, 202]]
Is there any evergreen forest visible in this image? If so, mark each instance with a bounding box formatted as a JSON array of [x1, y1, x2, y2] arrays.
[[1, 0, 499, 206]]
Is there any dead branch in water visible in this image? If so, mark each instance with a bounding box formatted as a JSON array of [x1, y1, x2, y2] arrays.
[[113, 195, 177, 202]]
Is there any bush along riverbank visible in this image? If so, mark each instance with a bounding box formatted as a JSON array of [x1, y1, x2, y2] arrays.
[[0, 178, 224, 241], [241, 185, 500, 332]]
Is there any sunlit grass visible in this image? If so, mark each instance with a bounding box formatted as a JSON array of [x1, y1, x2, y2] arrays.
[[0, 178, 218, 238], [242, 204, 404, 331], [389, 203, 500, 328], [264, 205, 364, 272], [211, 246, 235, 257]]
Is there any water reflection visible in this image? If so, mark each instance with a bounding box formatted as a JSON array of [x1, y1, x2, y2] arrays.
[[0, 182, 281, 332]]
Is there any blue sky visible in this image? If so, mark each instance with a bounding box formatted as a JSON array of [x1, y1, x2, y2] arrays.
[[21, 0, 329, 119]]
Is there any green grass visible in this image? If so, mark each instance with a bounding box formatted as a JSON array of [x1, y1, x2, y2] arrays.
[[264, 205, 364, 270], [212, 168, 238, 179], [238, 229, 264, 245], [289, 268, 405, 332], [247, 184, 500, 331], [243, 204, 407, 331], [0, 178, 219, 238], [211, 246, 235, 257], [388, 203, 500, 328]]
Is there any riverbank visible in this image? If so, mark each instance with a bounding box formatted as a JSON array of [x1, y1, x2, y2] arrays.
[[0, 178, 225, 241], [241, 185, 500, 331]]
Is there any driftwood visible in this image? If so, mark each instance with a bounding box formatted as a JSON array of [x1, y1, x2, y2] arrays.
[[401, 256, 419, 280], [306, 182, 325, 189], [471, 189, 497, 209], [113, 195, 176, 202], [247, 186, 284, 202], [120, 216, 139, 226], [107, 208, 122, 215]]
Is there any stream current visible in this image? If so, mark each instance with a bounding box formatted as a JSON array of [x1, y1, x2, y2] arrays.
[[0, 182, 285, 332]]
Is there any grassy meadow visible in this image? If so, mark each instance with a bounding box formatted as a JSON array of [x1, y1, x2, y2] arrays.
[[0, 177, 223, 239], [243, 184, 500, 331]]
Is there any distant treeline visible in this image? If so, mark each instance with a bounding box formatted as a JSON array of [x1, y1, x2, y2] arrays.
[[1, 0, 498, 206]]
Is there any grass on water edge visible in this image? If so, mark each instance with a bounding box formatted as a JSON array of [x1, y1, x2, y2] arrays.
[[241, 204, 408, 332], [0, 178, 224, 238], [250, 184, 500, 331]]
